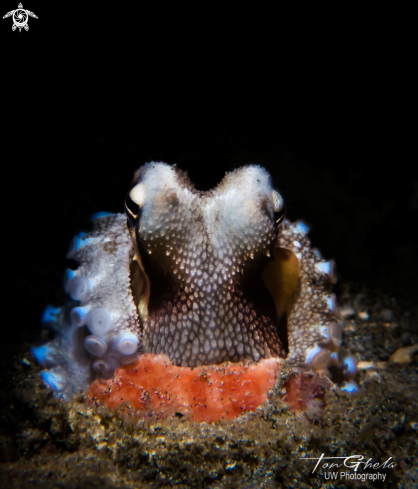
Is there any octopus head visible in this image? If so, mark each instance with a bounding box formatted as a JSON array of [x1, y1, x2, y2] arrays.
[[125, 162, 286, 367]]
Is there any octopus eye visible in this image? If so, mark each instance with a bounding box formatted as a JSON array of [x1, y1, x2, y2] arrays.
[[275, 207, 286, 226], [125, 183, 145, 229], [125, 193, 140, 228], [272, 190, 285, 225]]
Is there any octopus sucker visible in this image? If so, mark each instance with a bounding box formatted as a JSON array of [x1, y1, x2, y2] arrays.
[[32, 162, 358, 420]]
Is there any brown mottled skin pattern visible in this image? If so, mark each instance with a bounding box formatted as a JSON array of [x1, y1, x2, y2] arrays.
[[127, 162, 340, 369]]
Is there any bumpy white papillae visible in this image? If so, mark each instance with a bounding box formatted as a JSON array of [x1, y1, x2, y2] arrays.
[[132, 163, 283, 367]]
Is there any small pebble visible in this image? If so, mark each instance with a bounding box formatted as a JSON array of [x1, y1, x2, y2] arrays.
[[340, 305, 355, 319], [357, 361, 386, 370], [357, 310, 369, 321], [389, 344, 418, 364]]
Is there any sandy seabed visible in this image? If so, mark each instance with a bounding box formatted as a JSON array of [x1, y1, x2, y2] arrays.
[[1, 284, 417, 489]]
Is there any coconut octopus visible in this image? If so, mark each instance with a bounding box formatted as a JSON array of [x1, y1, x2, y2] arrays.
[[32, 162, 358, 422]]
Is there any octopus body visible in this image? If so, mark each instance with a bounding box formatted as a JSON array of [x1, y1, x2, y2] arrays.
[[32, 163, 356, 419]]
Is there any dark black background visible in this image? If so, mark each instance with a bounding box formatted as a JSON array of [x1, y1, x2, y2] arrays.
[[2, 4, 417, 366]]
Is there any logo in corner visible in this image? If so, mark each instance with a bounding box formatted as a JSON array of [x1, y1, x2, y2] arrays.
[[3, 3, 38, 32]]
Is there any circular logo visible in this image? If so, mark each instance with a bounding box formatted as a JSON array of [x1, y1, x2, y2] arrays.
[[12, 8, 28, 28]]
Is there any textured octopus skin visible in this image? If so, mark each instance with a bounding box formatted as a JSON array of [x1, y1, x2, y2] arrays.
[[32, 162, 356, 400], [129, 163, 285, 366]]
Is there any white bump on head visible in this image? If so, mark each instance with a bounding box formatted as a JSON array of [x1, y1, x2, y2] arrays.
[[130, 183, 146, 207], [139, 162, 185, 196], [204, 165, 280, 255], [134, 163, 193, 234]]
